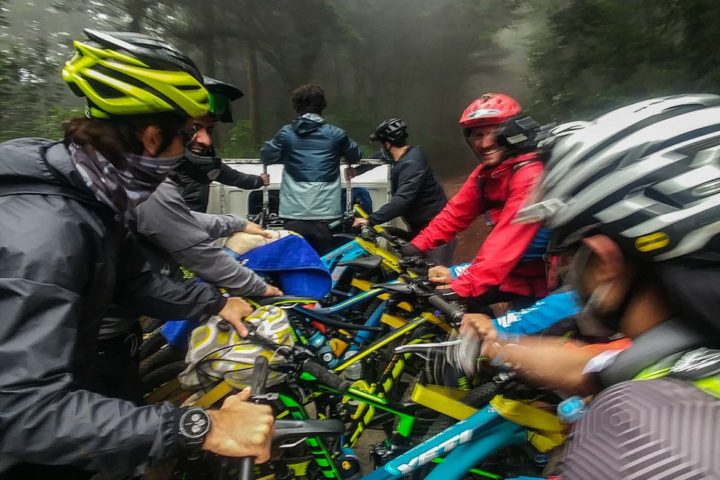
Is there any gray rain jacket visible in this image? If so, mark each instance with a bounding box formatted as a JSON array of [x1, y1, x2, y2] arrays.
[[99, 179, 269, 339], [0, 139, 226, 477]]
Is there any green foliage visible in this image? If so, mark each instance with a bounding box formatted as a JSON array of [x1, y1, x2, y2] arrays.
[[0, 27, 77, 141], [526, 0, 720, 120], [0, 106, 84, 142]]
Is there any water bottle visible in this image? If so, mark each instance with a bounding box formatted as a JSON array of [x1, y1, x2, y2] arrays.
[[557, 396, 586, 424], [336, 447, 361, 478], [341, 349, 362, 381], [308, 330, 338, 368]]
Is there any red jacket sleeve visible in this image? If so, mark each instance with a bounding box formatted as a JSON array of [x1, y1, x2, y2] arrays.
[[450, 162, 543, 298], [411, 165, 484, 252]]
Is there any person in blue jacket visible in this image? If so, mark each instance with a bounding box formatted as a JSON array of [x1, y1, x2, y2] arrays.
[[260, 84, 362, 255], [461, 286, 581, 341]]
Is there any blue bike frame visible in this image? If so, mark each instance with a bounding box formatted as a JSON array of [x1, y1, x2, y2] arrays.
[[362, 405, 527, 480], [322, 238, 373, 289]]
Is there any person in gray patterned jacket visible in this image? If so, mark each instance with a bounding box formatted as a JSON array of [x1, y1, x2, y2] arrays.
[[261, 84, 362, 254], [0, 29, 273, 480]]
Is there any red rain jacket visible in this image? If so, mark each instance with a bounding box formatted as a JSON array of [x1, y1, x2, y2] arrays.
[[412, 152, 548, 299]]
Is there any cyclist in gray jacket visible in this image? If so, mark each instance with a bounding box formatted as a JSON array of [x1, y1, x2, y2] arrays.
[[92, 78, 281, 403]]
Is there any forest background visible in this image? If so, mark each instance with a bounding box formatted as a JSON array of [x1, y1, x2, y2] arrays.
[[2, 0, 719, 177]]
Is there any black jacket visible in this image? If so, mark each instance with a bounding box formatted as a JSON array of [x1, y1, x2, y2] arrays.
[[171, 161, 264, 212], [368, 146, 447, 236], [0, 139, 225, 477]]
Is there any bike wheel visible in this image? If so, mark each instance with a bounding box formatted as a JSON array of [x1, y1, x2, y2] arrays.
[[139, 344, 183, 377], [141, 360, 186, 393], [139, 327, 166, 361], [140, 316, 163, 334]]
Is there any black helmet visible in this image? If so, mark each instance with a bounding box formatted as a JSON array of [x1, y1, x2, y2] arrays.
[[203, 76, 244, 123], [370, 118, 408, 146]]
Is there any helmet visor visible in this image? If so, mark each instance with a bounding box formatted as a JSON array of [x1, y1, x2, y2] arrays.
[[208, 92, 233, 123]]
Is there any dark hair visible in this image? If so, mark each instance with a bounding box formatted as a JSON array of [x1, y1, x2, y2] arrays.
[[291, 84, 327, 115], [62, 113, 187, 167]]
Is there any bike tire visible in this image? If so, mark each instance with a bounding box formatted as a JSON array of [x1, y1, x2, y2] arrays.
[[139, 344, 183, 377], [142, 360, 186, 392], [140, 316, 164, 334], [139, 327, 166, 361]]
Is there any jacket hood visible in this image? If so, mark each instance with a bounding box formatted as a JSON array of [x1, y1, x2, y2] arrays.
[[0, 138, 98, 204], [292, 113, 326, 136]]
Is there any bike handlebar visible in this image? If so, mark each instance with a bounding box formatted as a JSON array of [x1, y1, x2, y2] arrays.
[[428, 294, 465, 323], [237, 357, 270, 480], [243, 324, 352, 393]]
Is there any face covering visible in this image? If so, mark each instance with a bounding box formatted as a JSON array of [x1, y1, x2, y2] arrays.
[[179, 148, 223, 184], [69, 143, 183, 212]]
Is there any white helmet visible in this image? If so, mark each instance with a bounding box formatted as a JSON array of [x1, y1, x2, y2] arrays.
[[519, 94, 720, 261]]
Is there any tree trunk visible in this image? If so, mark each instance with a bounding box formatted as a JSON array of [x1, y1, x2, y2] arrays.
[[124, 0, 147, 32], [200, 1, 217, 77], [245, 44, 262, 150]]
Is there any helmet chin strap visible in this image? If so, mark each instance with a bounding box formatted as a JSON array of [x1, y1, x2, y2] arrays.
[[572, 244, 641, 337]]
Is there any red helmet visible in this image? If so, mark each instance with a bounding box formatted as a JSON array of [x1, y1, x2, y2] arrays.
[[459, 93, 521, 129]]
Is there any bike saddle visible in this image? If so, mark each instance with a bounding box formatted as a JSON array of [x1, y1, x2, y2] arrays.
[[272, 419, 345, 442], [332, 233, 356, 242], [337, 255, 383, 270], [250, 295, 319, 306], [372, 282, 413, 295]]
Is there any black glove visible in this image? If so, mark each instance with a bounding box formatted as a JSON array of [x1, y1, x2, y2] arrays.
[[399, 242, 423, 258]]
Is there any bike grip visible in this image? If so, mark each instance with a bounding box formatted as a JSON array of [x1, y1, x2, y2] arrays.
[[302, 358, 351, 393], [250, 356, 269, 396], [238, 457, 254, 480], [428, 294, 464, 322]]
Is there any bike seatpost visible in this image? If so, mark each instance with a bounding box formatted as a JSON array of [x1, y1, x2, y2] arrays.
[[260, 164, 269, 228]]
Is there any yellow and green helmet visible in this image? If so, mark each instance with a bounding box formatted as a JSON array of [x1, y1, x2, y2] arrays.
[[62, 29, 209, 119]]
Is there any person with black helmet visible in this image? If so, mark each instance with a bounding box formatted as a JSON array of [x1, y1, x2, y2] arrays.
[[481, 95, 720, 479], [171, 76, 270, 212], [350, 118, 452, 264], [0, 30, 273, 479]]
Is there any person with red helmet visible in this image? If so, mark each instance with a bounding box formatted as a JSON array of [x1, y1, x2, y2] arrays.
[[403, 93, 548, 310]]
